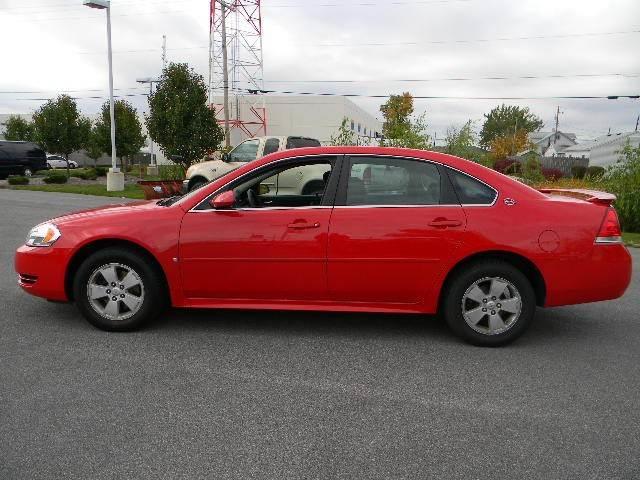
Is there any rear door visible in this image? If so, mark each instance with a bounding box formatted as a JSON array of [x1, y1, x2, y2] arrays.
[[327, 155, 467, 305]]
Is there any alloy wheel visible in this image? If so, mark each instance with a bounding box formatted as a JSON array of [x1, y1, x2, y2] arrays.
[[86, 263, 145, 321], [461, 276, 522, 335]]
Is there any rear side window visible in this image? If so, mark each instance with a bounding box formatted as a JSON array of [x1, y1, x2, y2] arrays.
[[286, 137, 321, 149], [263, 138, 280, 155], [447, 168, 497, 205], [346, 157, 441, 206]]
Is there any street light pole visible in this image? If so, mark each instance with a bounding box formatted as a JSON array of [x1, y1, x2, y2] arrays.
[[83, 0, 123, 191]]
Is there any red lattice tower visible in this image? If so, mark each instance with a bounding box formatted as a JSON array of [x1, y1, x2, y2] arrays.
[[209, 0, 266, 139]]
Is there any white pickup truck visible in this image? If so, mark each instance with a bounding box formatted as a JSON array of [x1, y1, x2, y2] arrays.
[[182, 135, 324, 193]]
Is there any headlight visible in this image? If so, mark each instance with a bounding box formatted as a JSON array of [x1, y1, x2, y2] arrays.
[[26, 223, 61, 247]]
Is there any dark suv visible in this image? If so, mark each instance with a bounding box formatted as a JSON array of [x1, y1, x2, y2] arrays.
[[0, 141, 47, 178]]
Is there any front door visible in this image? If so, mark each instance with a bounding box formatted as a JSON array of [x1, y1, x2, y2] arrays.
[[179, 156, 339, 302], [327, 155, 467, 305]]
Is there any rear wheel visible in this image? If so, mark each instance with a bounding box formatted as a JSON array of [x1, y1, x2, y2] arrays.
[[73, 247, 166, 331], [442, 260, 535, 346]]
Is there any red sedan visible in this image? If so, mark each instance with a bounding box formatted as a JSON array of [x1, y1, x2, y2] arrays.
[[15, 147, 632, 346]]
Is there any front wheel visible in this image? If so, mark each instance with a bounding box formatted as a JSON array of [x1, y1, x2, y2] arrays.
[[73, 247, 166, 331], [442, 260, 535, 347]]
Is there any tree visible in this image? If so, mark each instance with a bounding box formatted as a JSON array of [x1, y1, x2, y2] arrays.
[[489, 129, 532, 160], [379, 93, 431, 149], [3, 115, 34, 141], [444, 120, 488, 164], [146, 62, 223, 172], [329, 117, 359, 146], [95, 99, 146, 172], [480, 104, 543, 148], [32, 95, 90, 177], [85, 125, 104, 167]]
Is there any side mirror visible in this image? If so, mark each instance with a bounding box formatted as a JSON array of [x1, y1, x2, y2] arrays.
[[221, 152, 230, 162], [210, 190, 235, 209]]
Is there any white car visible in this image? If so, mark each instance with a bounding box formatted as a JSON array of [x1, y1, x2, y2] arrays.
[[183, 136, 322, 193], [47, 155, 78, 169]]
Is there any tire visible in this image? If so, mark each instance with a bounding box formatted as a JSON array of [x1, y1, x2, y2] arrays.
[[442, 260, 535, 347], [188, 179, 206, 192], [23, 168, 33, 177], [73, 247, 166, 331]]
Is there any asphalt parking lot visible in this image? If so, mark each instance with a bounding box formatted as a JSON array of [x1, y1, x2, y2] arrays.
[[1, 189, 638, 480]]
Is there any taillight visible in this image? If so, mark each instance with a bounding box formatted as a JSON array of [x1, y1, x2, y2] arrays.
[[595, 208, 622, 244]]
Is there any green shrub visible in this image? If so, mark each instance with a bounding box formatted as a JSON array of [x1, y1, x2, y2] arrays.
[[71, 169, 98, 180], [602, 144, 640, 232], [571, 165, 587, 179], [43, 172, 68, 184], [95, 167, 108, 176], [8, 175, 29, 185], [586, 166, 605, 179], [159, 164, 185, 180]]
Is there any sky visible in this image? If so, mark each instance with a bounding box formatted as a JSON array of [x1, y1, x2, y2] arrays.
[[0, 0, 639, 143]]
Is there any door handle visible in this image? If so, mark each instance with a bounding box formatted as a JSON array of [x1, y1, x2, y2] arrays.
[[428, 218, 462, 228], [288, 221, 320, 229]]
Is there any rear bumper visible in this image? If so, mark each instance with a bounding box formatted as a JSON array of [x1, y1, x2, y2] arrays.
[[15, 245, 69, 301], [544, 244, 632, 307]]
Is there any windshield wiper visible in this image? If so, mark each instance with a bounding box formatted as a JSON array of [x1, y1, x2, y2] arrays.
[[156, 195, 182, 206]]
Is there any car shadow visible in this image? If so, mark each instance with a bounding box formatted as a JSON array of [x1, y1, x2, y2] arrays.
[[149, 307, 458, 343]]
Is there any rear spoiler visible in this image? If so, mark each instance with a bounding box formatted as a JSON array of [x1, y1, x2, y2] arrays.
[[537, 188, 616, 206]]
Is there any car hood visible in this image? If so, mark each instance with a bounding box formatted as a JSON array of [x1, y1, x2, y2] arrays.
[[49, 200, 164, 226]]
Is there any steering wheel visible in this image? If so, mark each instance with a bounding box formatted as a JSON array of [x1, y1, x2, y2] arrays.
[[246, 188, 257, 208]]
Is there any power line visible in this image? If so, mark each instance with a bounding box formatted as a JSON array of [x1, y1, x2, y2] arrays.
[[228, 87, 640, 100], [264, 73, 640, 83], [68, 29, 640, 55]]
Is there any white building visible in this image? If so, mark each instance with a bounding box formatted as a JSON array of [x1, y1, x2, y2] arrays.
[[527, 131, 578, 156], [211, 94, 382, 148], [567, 131, 640, 167]]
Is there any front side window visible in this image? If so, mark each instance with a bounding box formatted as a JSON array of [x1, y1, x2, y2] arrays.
[[198, 158, 335, 210], [263, 138, 280, 155], [446, 168, 497, 205], [347, 157, 441, 206], [228, 139, 260, 162]]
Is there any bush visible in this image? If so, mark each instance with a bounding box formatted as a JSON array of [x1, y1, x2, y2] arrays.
[[71, 169, 98, 180], [8, 175, 29, 185], [601, 144, 640, 232], [586, 166, 605, 179], [571, 165, 587, 179], [43, 172, 68, 184], [493, 158, 521, 175], [159, 164, 185, 180], [95, 167, 108, 176], [541, 168, 564, 180]]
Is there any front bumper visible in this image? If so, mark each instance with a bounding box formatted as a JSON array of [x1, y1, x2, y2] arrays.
[[15, 245, 70, 301]]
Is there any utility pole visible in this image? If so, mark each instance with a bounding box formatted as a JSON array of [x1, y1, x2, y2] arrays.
[[162, 35, 167, 70], [220, 0, 231, 149], [554, 106, 561, 141]]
